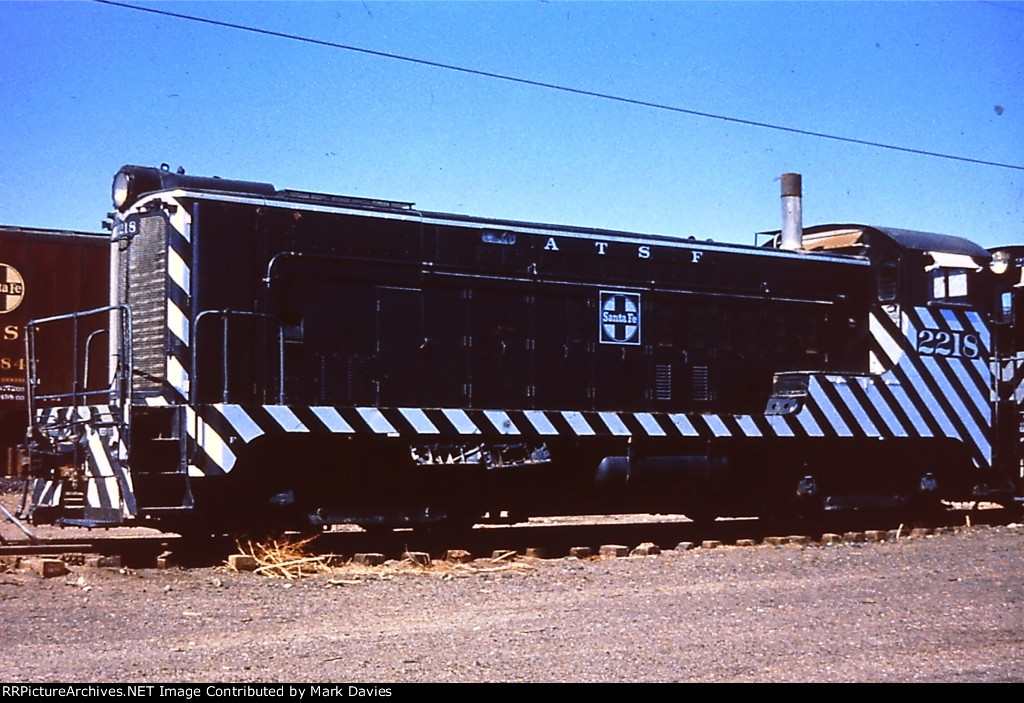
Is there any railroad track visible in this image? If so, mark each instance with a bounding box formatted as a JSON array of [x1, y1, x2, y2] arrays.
[[2, 505, 1017, 569]]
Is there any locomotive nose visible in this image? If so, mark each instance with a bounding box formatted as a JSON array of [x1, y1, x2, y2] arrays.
[[112, 165, 163, 211], [112, 163, 276, 212]]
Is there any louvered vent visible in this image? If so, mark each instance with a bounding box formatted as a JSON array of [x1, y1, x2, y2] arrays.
[[692, 365, 711, 402], [655, 364, 672, 401]]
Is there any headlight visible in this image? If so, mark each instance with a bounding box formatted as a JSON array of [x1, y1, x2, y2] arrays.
[[112, 170, 132, 211], [990, 250, 1010, 275]]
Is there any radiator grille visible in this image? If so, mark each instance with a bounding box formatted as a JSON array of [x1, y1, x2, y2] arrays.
[[123, 215, 167, 395]]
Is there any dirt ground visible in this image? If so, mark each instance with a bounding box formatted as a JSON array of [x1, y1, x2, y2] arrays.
[[1, 521, 1022, 683]]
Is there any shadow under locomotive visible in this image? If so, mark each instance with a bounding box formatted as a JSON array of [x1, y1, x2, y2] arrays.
[[19, 166, 1024, 533]]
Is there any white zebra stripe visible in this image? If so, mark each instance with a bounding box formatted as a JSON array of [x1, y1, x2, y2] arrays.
[[965, 310, 990, 350], [355, 407, 394, 435], [977, 357, 999, 404], [599, 412, 631, 436], [832, 378, 879, 436], [903, 310, 988, 452], [561, 411, 595, 436], [870, 313, 906, 368], [634, 413, 667, 437], [766, 415, 795, 437], [959, 358, 993, 417], [216, 404, 265, 443], [312, 406, 356, 433], [795, 405, 825, 437], [167, 299, 189, 345], [166, 355, 190, 398], [441, 408, 481, 435], [264, 407, 307, 433], [896, 360, 959, 438], [913, 306, 938, 332], [35, 479, 60, 506], [916, 307, 991, 420], [703, 415, 731, 437], [89, 405, 117, 424], [869, 350, 884, 375], [85, 477, 120, 512], [735, 415, 762, 437], [483, 410, 521, 435], [861, 379, 909, 437], [919, 355, 990, 460], [1011, 358, 1024, 405], [86, 427, 117, 478], [187, 406, 237, 473], [808, 379, 853, 436], [397, 408, 438, 434], [168, 201, 191, 242], [668, 414, 699, 436], [523, 410, 559, 435], [167, 246, 190, 294], [937, 307, 964, 332]]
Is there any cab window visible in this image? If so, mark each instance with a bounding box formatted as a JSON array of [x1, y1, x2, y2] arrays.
[[931, 268, 968, 300]]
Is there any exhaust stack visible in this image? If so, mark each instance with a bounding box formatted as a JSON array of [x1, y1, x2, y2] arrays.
[[780, 172, 803, 251]]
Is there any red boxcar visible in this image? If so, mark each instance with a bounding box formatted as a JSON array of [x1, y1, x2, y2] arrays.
[[0, 225, 108, 473]]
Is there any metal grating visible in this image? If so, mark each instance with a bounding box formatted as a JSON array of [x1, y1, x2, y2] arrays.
[[125, 215, 167, 394], [692, 365, 711, 402], [655, 364, 672, 401]]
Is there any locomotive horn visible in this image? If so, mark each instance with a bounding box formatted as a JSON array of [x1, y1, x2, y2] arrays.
[[780, 172, 803, 251]]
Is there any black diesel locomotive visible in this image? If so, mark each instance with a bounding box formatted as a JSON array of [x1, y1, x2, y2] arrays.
[[20, 165, 1024, 531]]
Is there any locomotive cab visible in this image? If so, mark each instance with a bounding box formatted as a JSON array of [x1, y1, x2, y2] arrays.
[[799, 224, 993, 312], [757, 224, 1020, 511]]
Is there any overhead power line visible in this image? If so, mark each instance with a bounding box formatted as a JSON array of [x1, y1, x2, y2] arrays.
[[94, 0, 1023, 172]]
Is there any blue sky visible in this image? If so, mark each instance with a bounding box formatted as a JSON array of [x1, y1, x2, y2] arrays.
[[1, 1, 1022, 248]]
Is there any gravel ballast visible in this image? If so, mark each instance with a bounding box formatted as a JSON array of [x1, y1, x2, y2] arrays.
[[1, 524, 1022, 683]]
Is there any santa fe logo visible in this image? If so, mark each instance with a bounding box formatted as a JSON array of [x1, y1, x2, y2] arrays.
[[599, 291, 641, 346], [0, 264, 25, 314]]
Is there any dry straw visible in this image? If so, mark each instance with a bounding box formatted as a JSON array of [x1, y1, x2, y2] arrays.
[[233, 535, 342, 579], [230, 535, 536, 579]]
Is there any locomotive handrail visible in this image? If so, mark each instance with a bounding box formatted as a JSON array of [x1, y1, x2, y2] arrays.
[[83, 328, 108, 390], [24, 304, 124, 330], [424, 268, 845, 306], [263, 250, 845, 307], [33, 389, 117, 403], [24, 304, 133, 430], [262, 250, 423, 284], [193, 309, 285, 404]]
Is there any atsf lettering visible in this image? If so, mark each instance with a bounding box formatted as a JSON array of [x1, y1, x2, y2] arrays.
[[541, 236, 703, 263]]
